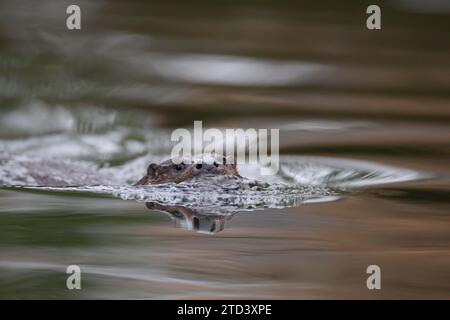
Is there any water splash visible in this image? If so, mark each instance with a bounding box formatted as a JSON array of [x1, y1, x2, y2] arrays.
[[0, 103, 432, 228], [0, 153, 430, 217]]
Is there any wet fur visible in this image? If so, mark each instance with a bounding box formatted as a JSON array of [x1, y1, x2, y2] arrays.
[[135, 156, 241, 185]]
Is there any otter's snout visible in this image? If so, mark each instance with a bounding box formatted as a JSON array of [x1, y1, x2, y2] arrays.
[[205, 163, 218, 172]]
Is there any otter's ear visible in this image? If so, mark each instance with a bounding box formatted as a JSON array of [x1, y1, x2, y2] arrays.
[[147, 163, 159, 177]]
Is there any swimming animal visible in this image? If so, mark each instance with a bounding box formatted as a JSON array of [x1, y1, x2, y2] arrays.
[[134, 154, 241, 185]]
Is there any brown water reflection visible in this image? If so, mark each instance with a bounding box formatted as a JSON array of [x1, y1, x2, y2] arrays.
[[1, 180, 449, 299]]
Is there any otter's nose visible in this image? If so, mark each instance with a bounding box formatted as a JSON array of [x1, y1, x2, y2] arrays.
[[201, 163, 217, 172]]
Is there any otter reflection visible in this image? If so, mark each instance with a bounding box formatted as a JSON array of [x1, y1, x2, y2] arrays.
[[145, 202, 236, 234]]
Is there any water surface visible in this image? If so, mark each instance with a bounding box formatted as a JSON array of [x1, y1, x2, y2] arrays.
[[0, 0, 450, 299]]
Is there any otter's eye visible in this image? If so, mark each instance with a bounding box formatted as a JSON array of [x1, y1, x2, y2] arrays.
[[175, 164, 183, 171], [213, 162, 219, 167], [195, 164, 202, 169]]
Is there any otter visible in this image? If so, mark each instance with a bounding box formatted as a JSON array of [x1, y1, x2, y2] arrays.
[[134, 154, 242, 185]]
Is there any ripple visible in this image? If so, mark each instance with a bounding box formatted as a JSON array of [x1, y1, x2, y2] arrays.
[[1, 153, 430, 217], [241, 156, 431, 188], [130, 53, 332, 86]]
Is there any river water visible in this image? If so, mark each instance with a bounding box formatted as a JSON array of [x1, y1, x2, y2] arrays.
[[0, 0, 449, 299]]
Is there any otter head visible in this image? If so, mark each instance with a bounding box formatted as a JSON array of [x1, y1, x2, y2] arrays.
[[134, 161, 198, 185], [134, 154, 242, 185]]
